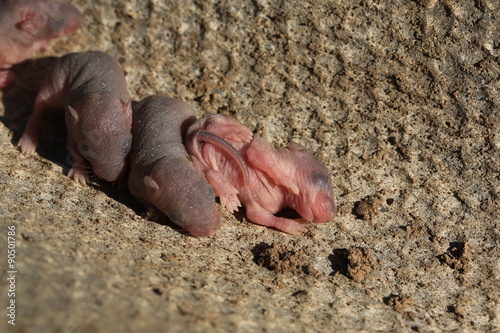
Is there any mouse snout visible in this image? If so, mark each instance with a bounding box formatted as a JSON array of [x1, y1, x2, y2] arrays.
[[171, 187, 221, 237], [91, 160, 127, 182], [183, 208, 221, 237], [312, 193, 336, 223], [90, 135, 131, 181]]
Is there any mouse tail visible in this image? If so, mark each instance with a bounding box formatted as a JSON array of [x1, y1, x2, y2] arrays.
[[194, 130, 249, 186]]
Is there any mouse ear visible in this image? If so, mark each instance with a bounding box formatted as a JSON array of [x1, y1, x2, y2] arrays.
[[16, 9, 43, 37], [67, 105, 79, 123], [144, 175, 160, 190], [121, 99, 132, 117]]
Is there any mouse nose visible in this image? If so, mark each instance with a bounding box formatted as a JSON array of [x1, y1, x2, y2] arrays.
[[313, 194, 336, 223], [184, 209, 221, 237], [92, 161, 127, 182]]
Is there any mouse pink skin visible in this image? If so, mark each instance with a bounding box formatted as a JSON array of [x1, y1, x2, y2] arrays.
[[128, 96, 221, 237], [17, 51, 132, 184], [0, 0, 82, 88], [186, 114, 336, 235]]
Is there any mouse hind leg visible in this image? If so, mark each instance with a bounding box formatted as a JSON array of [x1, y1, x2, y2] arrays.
[[244, 201, 310, 235], [17, 95, 51, 154]]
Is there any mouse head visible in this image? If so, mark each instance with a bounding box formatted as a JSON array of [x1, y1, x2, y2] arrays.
[[286, 142, 336, 223], [143, 157, 221, 237], [27, 0, 81, 34], [12, 0, 82, 42], [66, 96, 132, 182]]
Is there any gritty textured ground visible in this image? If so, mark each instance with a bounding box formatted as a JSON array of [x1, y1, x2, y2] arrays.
[[1, 0, 499, 332]]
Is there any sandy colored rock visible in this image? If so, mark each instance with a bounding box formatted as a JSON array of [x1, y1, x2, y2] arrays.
[[0, 0, 498, 332]]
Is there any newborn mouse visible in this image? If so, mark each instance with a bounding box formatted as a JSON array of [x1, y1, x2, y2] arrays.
[[18, 51, 132, 184], [186, 114, 336, 235], [128, 96, 221, 237]]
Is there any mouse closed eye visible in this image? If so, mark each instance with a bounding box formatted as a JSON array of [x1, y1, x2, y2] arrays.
[[310, 171, 331, 189], [122, 136, 132, 155], [78, 141, 91, 158]]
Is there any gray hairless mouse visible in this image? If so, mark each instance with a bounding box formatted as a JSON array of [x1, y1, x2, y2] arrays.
[[128, 96, 221, 237], [18, 51, 132, 184]]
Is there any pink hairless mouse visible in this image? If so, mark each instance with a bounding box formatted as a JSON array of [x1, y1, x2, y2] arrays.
[[128, 96, 221, 237], [186, 114, 336, 235], [0, 0, 82, 88], [18, 51, 132, 185]]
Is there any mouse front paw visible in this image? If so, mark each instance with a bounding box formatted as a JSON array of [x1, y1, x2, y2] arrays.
[[0, 70, 15, 89], [17, 134, 39, 154], [68, 166, 89, 185]]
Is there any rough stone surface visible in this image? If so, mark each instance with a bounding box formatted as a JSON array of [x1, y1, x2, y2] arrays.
[[1, 0, 499, 332]]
